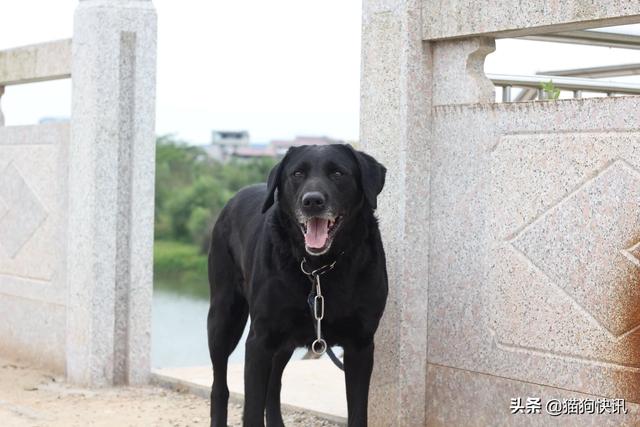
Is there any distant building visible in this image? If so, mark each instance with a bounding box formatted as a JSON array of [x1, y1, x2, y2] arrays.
[[205, 131, 345, 162], [233, 144, 276, 159], [205, 130, 251, 161], [270, 136, 339, 158]]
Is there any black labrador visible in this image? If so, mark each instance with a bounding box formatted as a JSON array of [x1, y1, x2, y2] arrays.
[[207, 144, 388, 427]]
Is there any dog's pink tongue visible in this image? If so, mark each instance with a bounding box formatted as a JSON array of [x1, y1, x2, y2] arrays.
[[305, 218, 329, 248]]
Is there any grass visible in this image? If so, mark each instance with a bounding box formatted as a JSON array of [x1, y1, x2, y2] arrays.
[[153, 240, 209, 299]]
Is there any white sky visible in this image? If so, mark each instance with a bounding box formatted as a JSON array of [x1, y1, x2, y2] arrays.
[[1, 2, 639, 144]]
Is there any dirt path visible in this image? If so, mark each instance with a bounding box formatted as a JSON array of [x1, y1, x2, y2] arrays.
[[0, 358, 338, 426]]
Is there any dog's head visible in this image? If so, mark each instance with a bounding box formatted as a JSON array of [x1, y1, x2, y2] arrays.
[[261, 144, 386, 256]]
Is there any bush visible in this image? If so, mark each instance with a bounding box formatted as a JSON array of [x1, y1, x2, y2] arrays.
[[154, 136, 277, 250], [153, 240, 209, 299], [153, 136, 277, 298]]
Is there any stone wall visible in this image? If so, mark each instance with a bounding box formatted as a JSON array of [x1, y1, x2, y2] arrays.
[[0, 123, 69, 371], [427, 96, 640, 425], [361, 1, 640, 425], [0, 0, 157, 386]]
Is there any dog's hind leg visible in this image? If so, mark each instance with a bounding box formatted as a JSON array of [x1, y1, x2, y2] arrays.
[[208, 247, 248, 427], [265, 347, 294, 427], [344, 341, 375, 427], [207, 296, 247, 427]]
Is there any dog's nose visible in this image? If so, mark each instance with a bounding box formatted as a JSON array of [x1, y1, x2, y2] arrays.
[[302, 192, 325, 210]]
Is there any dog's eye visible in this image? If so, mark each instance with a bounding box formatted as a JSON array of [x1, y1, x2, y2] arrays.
[[331, 171, 343, 178], [292, 170, 305, 178]]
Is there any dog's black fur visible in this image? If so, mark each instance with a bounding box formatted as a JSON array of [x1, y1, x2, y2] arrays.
[[207, 144, 388, 427]]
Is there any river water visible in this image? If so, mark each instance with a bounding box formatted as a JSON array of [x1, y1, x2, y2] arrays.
[[151, 289, 308, 368]]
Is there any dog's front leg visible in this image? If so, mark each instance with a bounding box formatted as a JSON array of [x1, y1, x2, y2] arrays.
[[265, 347, 294, 427], [344, 341, 375, 427], [244, 333, 275, 427]]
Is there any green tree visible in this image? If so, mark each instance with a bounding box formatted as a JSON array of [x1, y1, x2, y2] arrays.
[[153, 136, 278, 296], [154, 135, 277, 249]]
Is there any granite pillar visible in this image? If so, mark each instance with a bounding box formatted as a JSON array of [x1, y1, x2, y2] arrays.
[[360, 1, 430, 425], [66, 0, 157, 386]]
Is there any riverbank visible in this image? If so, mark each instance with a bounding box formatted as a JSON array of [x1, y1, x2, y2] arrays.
[[0, 357, 338, 426]]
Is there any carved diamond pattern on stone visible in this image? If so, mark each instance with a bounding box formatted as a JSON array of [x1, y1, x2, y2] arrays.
[[621, 241, 640, 268], [511, 161, 640, 337], [0, 196, 8, 225], [0, 163, 48, 258]]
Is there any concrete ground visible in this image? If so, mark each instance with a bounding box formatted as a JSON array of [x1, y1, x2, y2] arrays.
[[154, 359, 347, 423], [0, 357, 342, 426]]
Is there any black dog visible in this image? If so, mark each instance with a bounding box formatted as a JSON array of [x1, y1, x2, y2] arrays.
[[207, 144, 388, 427]]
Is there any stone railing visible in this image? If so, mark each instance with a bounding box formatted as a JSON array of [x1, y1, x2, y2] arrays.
[[0, 0, 157, 388], [0, 39, 72, 126], [491, 73, 640, 101], [361, 1, 640, 425]]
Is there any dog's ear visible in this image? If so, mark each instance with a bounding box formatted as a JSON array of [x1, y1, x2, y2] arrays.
[[261, 161, 283, 213], [344, 144, 387, 210], [261, 148, 296, 213]]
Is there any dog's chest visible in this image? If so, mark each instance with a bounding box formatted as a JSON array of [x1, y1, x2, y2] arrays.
[[280, 283, 364, 347]]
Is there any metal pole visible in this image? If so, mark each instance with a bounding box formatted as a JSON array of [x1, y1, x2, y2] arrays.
[[502, 85, 511, 102], [488, 73, 640, 95], [0, 86, 4, 126]]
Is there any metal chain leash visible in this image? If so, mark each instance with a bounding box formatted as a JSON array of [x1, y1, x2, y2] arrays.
[[300, 256, 345, 370], [311, 274, 326, 354], [300, 258, 336, 355]]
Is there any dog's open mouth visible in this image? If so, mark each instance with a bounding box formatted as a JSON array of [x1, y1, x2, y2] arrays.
[[299, 216, 343, 255]]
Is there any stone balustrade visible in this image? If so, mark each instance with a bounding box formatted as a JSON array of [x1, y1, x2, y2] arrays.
[[362, 1, 640, 425], [0, 0, 156, 387], [0, 39, 71, 86]]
